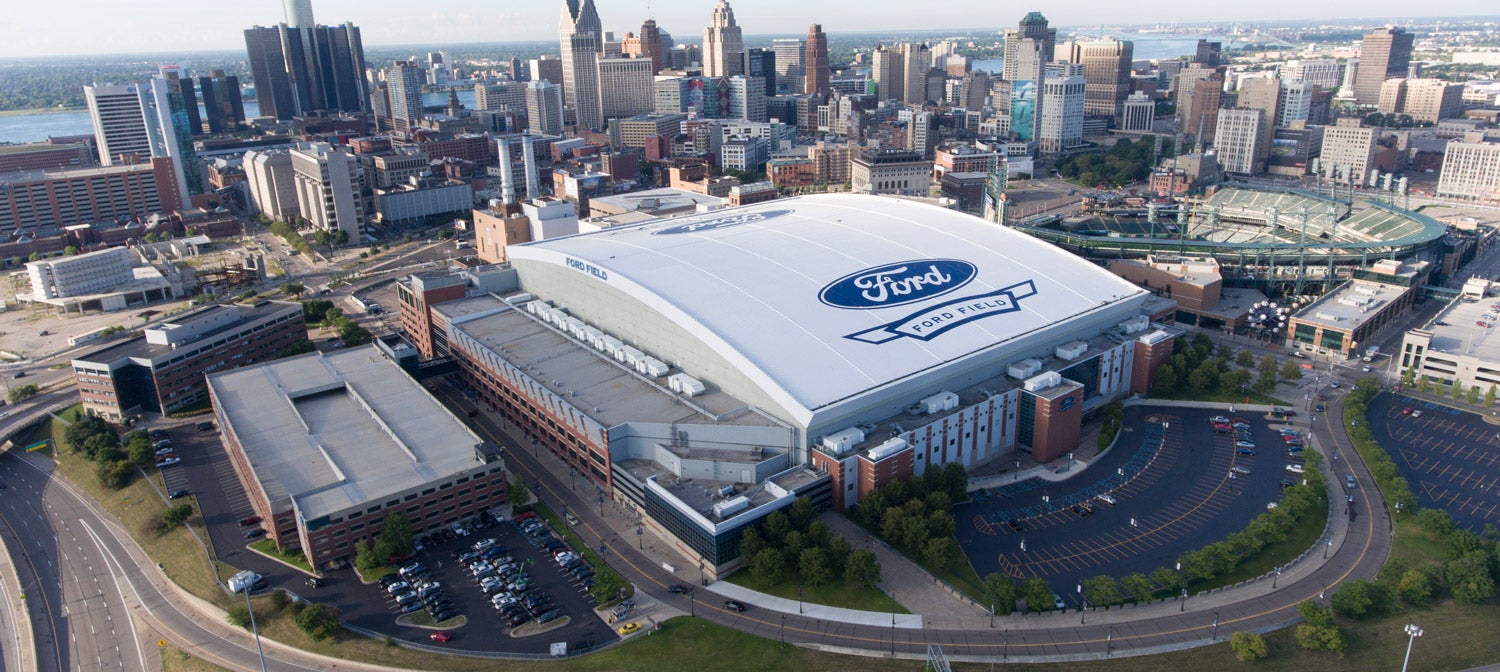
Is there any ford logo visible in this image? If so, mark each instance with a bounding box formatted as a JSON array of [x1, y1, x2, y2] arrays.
[[819, 259, 978, 310], [652, 209, 791, 235]]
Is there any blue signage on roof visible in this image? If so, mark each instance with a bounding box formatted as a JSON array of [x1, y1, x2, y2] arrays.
[[819, 260, 978, 310], [819, 259, 1039, 345], [1060, 396, 1075, 411], [652, 209, 792, 235]]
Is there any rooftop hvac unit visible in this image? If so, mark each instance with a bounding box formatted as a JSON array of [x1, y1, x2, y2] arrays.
[[601, 336, 624, 355], [1139, 330, 1172, 345], [820, 427, 866, 455], [1055, 341, 1088, 361], [1118, 315, 1150, 334], [1314, 311, 1341, 321], [1353, 285, 1380, 296], [505, 293, 533, 305], [711, 495, 750, 519], [866, 437, 909, 462], [668, 373, 706, 397], [1336, 296, 1372, 307], [917, 391, 959, 415], [717, 485, 737, 498], [526, 301, 546, 316], [619, 346, 645, 366], [638, 357, 670, 377], [1024, 371, 1064, 392], [1007, 358, 1044, 379]]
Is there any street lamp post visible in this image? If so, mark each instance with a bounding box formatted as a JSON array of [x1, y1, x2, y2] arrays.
[[1402, 624, 1424, 672], [1212, 611, 1220, 641], [1324, 536, 1332, 559], [637, 525, 644, 549], [1077, 584, 1085, 624], [799, 583, 804, 614], [570, 469, 576, 491], [597, 494, 605, 517], [1273, 565, 1282, 589]]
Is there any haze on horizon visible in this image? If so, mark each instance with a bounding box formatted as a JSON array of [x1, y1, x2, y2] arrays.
[[3, 0, 1495, 58]]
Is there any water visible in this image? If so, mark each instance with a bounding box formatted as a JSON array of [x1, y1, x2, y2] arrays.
[[970, 33, 1225, 75], [0, 89, 476, 145]]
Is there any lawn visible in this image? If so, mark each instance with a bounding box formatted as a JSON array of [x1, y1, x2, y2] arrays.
[[248, 538, 315, 574], [1388, 515, 1448, 569], [726, 568, 908, 613], [29, 405, 233, 608], [159, 646, 232, 672]]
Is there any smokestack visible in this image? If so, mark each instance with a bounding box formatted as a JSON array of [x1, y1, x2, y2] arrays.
[[522, 133, 539, 200], [497, 136, 516, 206]]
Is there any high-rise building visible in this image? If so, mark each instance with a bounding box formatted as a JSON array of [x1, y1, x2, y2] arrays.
[[1179, 74, 1223, 144], [1317, 118, 1376, 185], [1065, 38, 1134, 123], [145, 77, 200, 202], [159, 68, 202, 138], [639, 19, 664, 74], [476, 81, 526, 112], [527, 80, 565, 135], [872, 46, 902, 101], [743, 48, 776, 99], [872, 43, 932, 106], [1399, 79, 1465, 123], [597, 57, 655, 119], [771, 38, 804, 94], [804, 24, 829, 97], [1003, 12, 1057, 147], [291, 142, 363, 240], [243, 20, 367, 121], [1039, 64, 1085, 156], [83, 81, 193, 206], [0, 159, 181, 233], [1352, 27, 1413, 105], [84, 84, 152, 166], [531, 55, 564, 86], [559, 0, 605, 130], [1282, 59, 1344, 90], [243, 149, 300, 221], [1277, 79, 1314, 127], [907, 110, 933, 158], [1121, 92, 1154, 132], [1436, 136, 1500, 202], [387, 60, 425, 137], [1193, 39, 1222, 67], [283, 0, 315, 27], [1213, 107, 1267, 175], [1236, 76, 1280, 160], [727, 75, 767, 122], [198, 70, 246, 132], [703, 0, 745, 78]]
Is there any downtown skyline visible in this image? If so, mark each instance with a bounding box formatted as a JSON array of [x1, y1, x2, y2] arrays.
[[3, 1, 1498, 58]]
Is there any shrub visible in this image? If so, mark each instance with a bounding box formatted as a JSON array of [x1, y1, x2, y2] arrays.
[[1230, 631, 1269, 662], [294, 602, 341, 641], [227, 605, 251, 628]]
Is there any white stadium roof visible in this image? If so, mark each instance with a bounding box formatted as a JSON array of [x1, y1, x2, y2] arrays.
[[509, 194, 1146, 422]]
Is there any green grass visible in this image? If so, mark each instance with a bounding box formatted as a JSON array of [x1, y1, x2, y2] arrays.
[[248, 537, 315, 574], [1388, 515, 1449, 569], [27, 405, 233, 608], [1195, 494, 1329, 590], [160, 645, 233, 672], [726, 569, 908, 613], [395, 611, 466, 629], [354, 565, 395, 584]]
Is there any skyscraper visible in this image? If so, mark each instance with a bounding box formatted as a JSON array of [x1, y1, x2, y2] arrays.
[[559, 0, 604, 130], [728, 75, 767, 121], [1352, 27, 1413, 106], [1003, 12, 1056, 147], [743, 48, 776, 98], [640, 19, 664, 74], [283, 0, 315, 27], [243, 7, 367, 122], [871, 43, 931, 105], [290, 142, 363, 240], [771, 38, 804, 94], [1065, 38, 1134, 123], [703, 0, 745, 78], [1039, 63, 1085, 156], [531, 56, 564, 87], [146, 77, 200, 202], [597, 57, 654, 119], [387, 60, 424, 137], [84, 84, 153, 166], [1213, 107, 1267, 176], [804, 24, 829, 97], [527, 81, 565, 135], [198, 70, 246, 132]]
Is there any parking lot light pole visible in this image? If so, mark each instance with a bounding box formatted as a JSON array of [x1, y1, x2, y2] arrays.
[[243, 588, 269, 672], [1402, 624, 1424, 672], [1077, 585, 1085, 624], [799, 583, 804, 614], [1324, 536, 1332, 559], [1273, 565, 1282, 589]]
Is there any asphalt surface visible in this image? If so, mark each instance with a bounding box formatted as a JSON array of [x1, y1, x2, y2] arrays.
[[1368, 392, 1500, 532], [957, 405, 1298, 604]]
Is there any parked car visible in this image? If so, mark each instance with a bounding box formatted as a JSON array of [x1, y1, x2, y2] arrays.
[[1345, 475, 1357, 489], [430, 631, 451, 643], [618, 622, 641, 635], [196, 421, 215, 431], [306, 576, 325, 588], [1230, 465, 1252, 475], [157, 457, 181, 468], [168, 489, 190, 499], [1285, 464, 1305, 474], [238, 515, 262, 527], [1237, 448, 1256, 456], [1095, 493, 1117, 505], [243, 527, 265, 539]]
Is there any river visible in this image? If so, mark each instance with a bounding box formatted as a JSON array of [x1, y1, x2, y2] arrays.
[[0, 89, 477, 145]]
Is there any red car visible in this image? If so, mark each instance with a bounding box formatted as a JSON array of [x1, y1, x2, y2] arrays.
[[1401, 407, 1413, 416], [430, 631, 451, 643]]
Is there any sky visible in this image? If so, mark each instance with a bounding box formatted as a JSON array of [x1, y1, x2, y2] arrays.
[[2, 0, 1496, 57]]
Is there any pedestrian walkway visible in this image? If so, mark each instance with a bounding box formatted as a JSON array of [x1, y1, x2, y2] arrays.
[[704, 580, 923, 629], [819, 513, 988, 625]]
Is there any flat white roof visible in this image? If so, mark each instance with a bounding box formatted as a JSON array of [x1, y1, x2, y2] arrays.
[[509, 194, 1146, 417], [208, 348, 491, 521]]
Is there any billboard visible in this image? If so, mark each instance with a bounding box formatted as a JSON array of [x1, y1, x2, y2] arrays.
[[1010, 80, 1036, 141]]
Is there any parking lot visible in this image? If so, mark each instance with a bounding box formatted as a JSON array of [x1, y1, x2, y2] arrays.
[[1368, 393, 1500, 532], [955, 404, 1301, 606]]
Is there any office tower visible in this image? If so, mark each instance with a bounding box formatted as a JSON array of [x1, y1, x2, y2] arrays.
[[640, 19, 664, 74], [744, 48, 776, 98], [510, 57, 528, 81], [907, 110, 933, 158], [146, 77, 200, 202], [559, 0, 604, 130], [1282, 59, 1343, 90], [1352, 27, 1413, 105], [531, 55, 564, 86], [387, 60, 424, 137], [243, 149, 300, 220], [597, 57, 654, 119], [476, 81, 526, 111], [283, 0, 314, 27], [804, 24, 829, 96], [962, 71, 992, 110], [198, 70, 245, 132], [1193, 39, 1222, 67], [368, 81, 391, 131], [870, 43, 929, 105], [728, 75, 767, 121], [1176, 73, 1222, 145], [872, 46, 901, 101], [527, 80, 565, 135], [771, 39, 804, 94], [1377, 78, 1408, 113], [243, 21, 367, 120], [158, 68, 203, 137], [904, 44, 931, 106], [1066, 38, 1134, 122], [1338, 58, 1359, 97], [1277, 79, 1313, 127], [1003, 12, 1056, 146], [703, 0, 744, 78], [1214, 107, 1267, 175], [1121, 92, 1154, 131], [290, 143, 363, 240], [85, 84, 152, 165], [1039, 64, 1085, 156], [1317, 119, 1376, 185], [1436, 136, 1500, 201], [1236, 76, 1279, 159], [1400, 79, 1464, 123]]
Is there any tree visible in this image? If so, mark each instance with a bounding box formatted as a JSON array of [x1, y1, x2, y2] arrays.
[[162, 503, 194, 526], [1121, 572, 1156, 603], [1294, 601, 1344, 655], [1417, 376, 1431, 393], [281, 282, 305, 296], [1151, 566, 1184, 592], [1230, 632, 1269, 662], [27, 252, 40, 263], [753, 548, 786, 585], [1279, 359, 1304, 381], [982, 573, 1018, 615], [1487, 384, 1497, 408], [438, 229, 455, 240], [1331, 578, 1392, 619], [1236, 349, 1256, 368], [1020, 576, 1055, 612], [313, 229, 333, 254], [1397, 567, 1433, 606], [301, 299, 336, 323], [337, 321, 373, 346], [589, 568, 627, 603], [1254, 366, 1280, 394], [63, 245, 79, 256], [1417, 508, 1456, 535], [1082, 575, 1122, 607], [738, 528, 765, 568], [1451, 378, 1464, 400], [8, 384, 40, 403], [800, 547, 832, 586], [1468, 386, 1481, 405], [1257, 354, 1277, 374], [1445, 551, 1497, 603], [127, 438, 154, 465], [353, 539, 380, 571], [378, 512, 414, 557], [508, 474, 531, 507], [334, 230, 350, 247], [844, 549, 881, 588], [95, 459, 133, 489], [923, 537, 963, 574], [763, 511, 792, 545], [294, 602, 341, 640], [1152, 363, 1178, 392]]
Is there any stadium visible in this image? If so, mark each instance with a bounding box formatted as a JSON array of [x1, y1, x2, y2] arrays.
[[1020, 185, 1450, 296], [402, 193, 1180, 574]]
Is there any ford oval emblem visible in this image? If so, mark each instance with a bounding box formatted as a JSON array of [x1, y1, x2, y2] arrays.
[[819, 259, 978, 310], [652, 209, 792, 235]]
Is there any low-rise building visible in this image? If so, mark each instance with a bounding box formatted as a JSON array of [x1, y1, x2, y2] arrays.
[[1287, 260, 1425, 358], [851, 149, 931, 196]]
